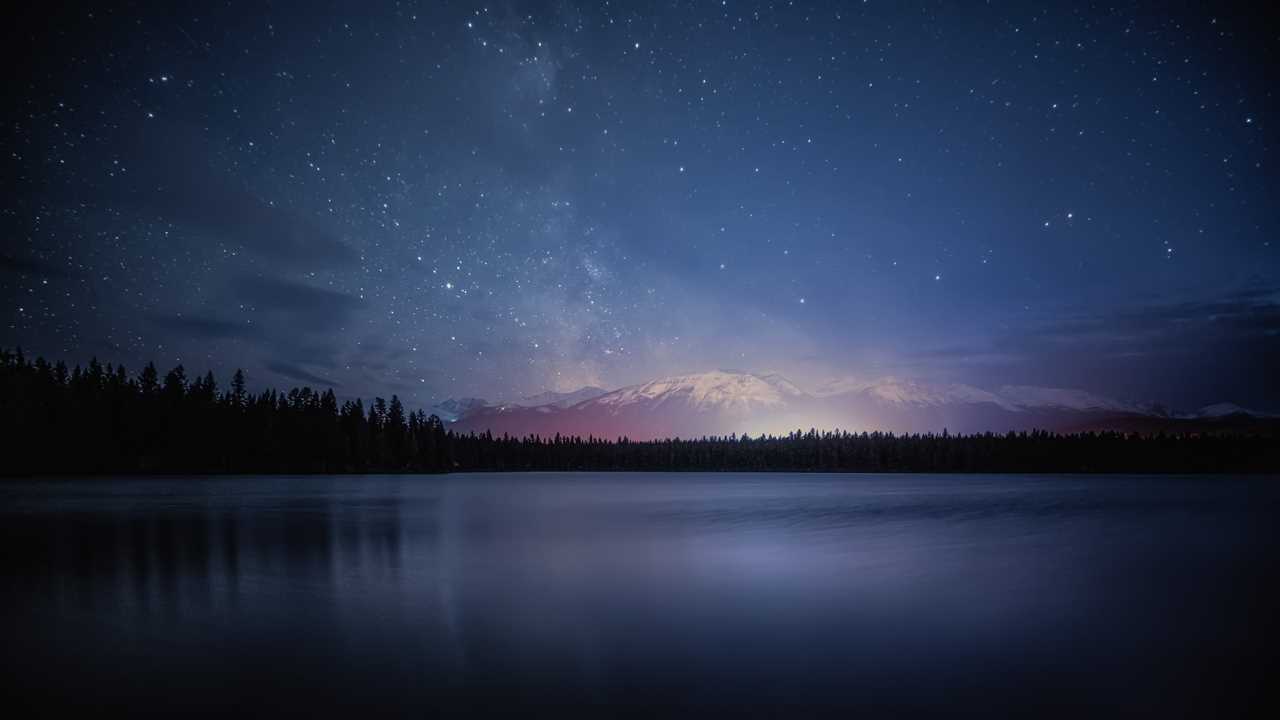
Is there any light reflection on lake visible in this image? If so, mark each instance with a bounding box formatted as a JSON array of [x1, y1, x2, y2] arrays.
[[2, 473, 1277, 716]]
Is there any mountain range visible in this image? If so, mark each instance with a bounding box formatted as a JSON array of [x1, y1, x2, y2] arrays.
[[437, 370, 1276, 440]]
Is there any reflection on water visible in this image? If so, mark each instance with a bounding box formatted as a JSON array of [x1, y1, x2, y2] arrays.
[[1, 474, 1277, 716]]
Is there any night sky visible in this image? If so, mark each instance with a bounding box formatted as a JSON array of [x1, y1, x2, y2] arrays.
[[3, 1, 1277, 411]]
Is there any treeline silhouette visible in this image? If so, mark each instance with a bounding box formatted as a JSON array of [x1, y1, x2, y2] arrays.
[[3, 349, 1277, 475]]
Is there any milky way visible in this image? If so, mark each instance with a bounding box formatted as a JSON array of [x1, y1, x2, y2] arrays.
[[2, 1, 1277, 409]]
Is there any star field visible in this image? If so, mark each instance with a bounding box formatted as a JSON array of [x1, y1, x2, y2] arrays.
[[2, 1, 1277, 409]]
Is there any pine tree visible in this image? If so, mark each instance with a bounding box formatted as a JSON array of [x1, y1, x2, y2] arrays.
[[139, 362, 159, 395], [231, 369, 247, 408]]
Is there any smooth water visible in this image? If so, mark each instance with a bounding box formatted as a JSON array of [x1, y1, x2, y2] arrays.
[[2, 473, 1277, 716]]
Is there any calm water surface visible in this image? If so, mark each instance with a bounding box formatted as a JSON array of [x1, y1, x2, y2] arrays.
[[2, 473, 1277, 716]]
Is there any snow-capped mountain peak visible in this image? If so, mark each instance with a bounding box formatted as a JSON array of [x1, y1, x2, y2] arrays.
[[590, 370, 807, 413]]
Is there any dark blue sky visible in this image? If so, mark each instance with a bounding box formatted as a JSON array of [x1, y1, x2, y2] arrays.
[[3, 1, 1277, 410]]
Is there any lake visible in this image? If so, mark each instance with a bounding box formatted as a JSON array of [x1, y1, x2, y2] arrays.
[[2, 473, 1277, 716]]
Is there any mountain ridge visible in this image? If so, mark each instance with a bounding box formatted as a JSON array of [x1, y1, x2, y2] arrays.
[[442, 370, 1274, 439]]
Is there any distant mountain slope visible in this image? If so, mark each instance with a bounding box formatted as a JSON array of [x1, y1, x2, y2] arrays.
[[428, 397, 490, 423], [1191, 402, 1274, 419], [997, 385, 1140, 414], [816, 376, 1019, 411], [509, 386, 608, 409]]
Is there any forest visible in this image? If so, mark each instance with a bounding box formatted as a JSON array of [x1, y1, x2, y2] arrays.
[[2, 348, 1277, 476]]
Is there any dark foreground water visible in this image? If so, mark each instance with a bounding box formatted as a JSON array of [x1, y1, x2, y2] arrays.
[[2, 474, 1277, 717]]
